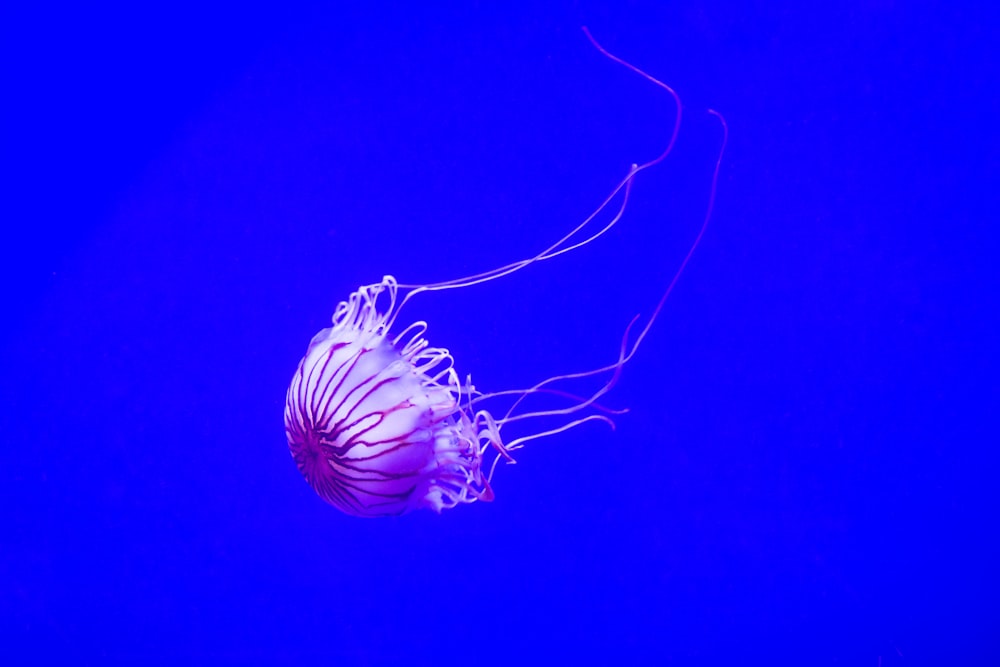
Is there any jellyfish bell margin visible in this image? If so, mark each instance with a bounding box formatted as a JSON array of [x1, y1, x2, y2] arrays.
[[283, 29, 728, 518]]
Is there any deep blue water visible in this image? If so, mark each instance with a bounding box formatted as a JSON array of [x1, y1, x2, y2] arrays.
[[2, 3, 996, 663]]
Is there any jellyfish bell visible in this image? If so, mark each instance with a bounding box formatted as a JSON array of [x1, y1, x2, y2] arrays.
[[284, 29, 728, 517], [285, 277, 498, 517]]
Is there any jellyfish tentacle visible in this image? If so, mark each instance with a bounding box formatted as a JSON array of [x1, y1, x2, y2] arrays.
[[505, 415, 615, 453], [394, 31, 686, 308], [396, 168, 638, 297]]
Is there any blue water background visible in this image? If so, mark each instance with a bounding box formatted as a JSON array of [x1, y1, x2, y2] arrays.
[[2, 3, 995, 663]]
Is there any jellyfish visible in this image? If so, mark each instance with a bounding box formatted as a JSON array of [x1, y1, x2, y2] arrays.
[[284, 29, 727, 517]]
